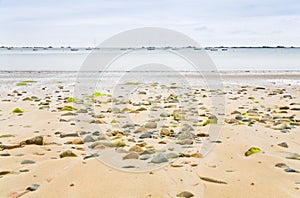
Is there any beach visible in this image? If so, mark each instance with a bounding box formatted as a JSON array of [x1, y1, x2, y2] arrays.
[[0, 71, 299, 197]]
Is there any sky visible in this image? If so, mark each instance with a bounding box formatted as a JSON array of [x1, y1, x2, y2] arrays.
[[0, 0, 300, 47]]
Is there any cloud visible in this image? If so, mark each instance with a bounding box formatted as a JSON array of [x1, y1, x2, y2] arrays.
[[0, 0, 300, 46]]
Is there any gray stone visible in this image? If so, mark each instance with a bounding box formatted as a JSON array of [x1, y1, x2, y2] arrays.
[[166, 152, 179, 159], [140, 155, 151, 160], [151, 153, 168, 164], [83, 135, 96, 143], [21, 160, 35, 164], [286, 153, 300, 160], [139, 132, 153, 139]]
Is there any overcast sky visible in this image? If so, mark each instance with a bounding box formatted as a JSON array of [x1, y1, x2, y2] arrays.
[[0, 0, 300, 47]]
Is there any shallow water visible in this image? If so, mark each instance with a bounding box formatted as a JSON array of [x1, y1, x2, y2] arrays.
[[0, 48, 300, 71]]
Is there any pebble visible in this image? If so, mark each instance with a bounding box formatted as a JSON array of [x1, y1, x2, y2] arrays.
[[59, 150, 77, 158], [177, 132, 196, 140], [160, 128, 173, 136], [123, 152, 139, 160], [275, 163, 288, 168], [277, 142, 288, 148], [166, 152, 179, 159], [160, 112, 170, 117], [60, 132, 78, 138], [23, 136, 43, 145], [21, 160, 35, 164], [145, 122, 157, 129], [0, 151, 10, 156], [139, 132, 153, 139], [26, 184, 40, 191], [83, 153, 99, 160], [271, 123, 288, 130], [0, 171, 11, 176], [140, 155, 151, 160], [176, 139, 194, 145], [284, 168, 299, 173], [286, 153, 300, 160], [128, 145, 144, 154], [82, 135, 95, 143], [151, 153, 168, 164], [19, 169, 30, 173], [122, 165, 135, 169], [176, 191, 194, 198]]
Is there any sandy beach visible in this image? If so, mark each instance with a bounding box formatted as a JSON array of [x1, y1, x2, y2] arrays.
[[0, 71, 299, 198]]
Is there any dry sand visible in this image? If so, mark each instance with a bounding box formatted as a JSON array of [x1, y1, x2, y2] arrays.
[[0, 72, 299, 198]]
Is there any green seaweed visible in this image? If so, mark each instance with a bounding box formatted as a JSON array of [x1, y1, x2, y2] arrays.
[[60, 106, 77, 111], [245, 147, 261, 156], [11, 108, 24, 113], [0, 134, 14, 138], [66, 97, 77, 103], [124, 81, 140, 85], [16, 82, 27, 86], [92, 92, 111, 97], [22, 80, 37, 83]]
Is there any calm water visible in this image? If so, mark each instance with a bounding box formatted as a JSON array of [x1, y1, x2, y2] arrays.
[[0, 47, 299, 71]]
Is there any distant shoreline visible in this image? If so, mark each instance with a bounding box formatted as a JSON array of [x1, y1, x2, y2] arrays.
[[1, 46, 300, 50]]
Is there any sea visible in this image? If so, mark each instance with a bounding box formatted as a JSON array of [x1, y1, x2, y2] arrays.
[[0, 47, 299, 87]]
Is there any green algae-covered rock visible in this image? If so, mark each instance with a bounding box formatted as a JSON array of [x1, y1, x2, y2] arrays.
[[245, 147, 261, 157]]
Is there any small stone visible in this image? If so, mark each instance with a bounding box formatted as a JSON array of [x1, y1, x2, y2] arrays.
[[128, 145, 144, 154], [197, 133, 209, 137], [141, 149, 155, 155], [83, 135, 96, 143], [177, 132, 196, 140], [134, 127, 147, 133], [21, 160, 35, 164], [176, 139, 193, 145], [122, 165, 135, 169], [271, 123, 288, 130], [140, 155, 151, 160], [160, 112, 170, 117], [139, 132, 153, 139], [275, 163, 288, 168], [286, 153, 300, 160], [151, 153, 168, 164], [83, 153, 99, 160], [284, 168, 299, 173], [66, 138, 84, 144], [23, 136, 43, 145], [59, 150, 77, 158], [60, 132, 78, 138], [26, 184, 40, 191], [277, 142, 288, 148], [166, 152, 179, 159], [0, 171, 11, 176], [19, 169, 30, 173], [171, 164, 183, 168], [145, 122, 157, 129], [176, 191, 194, 198], [0, 151, 10, 156], [160, 128, 173, 136], [123, 152, 139, 160]]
